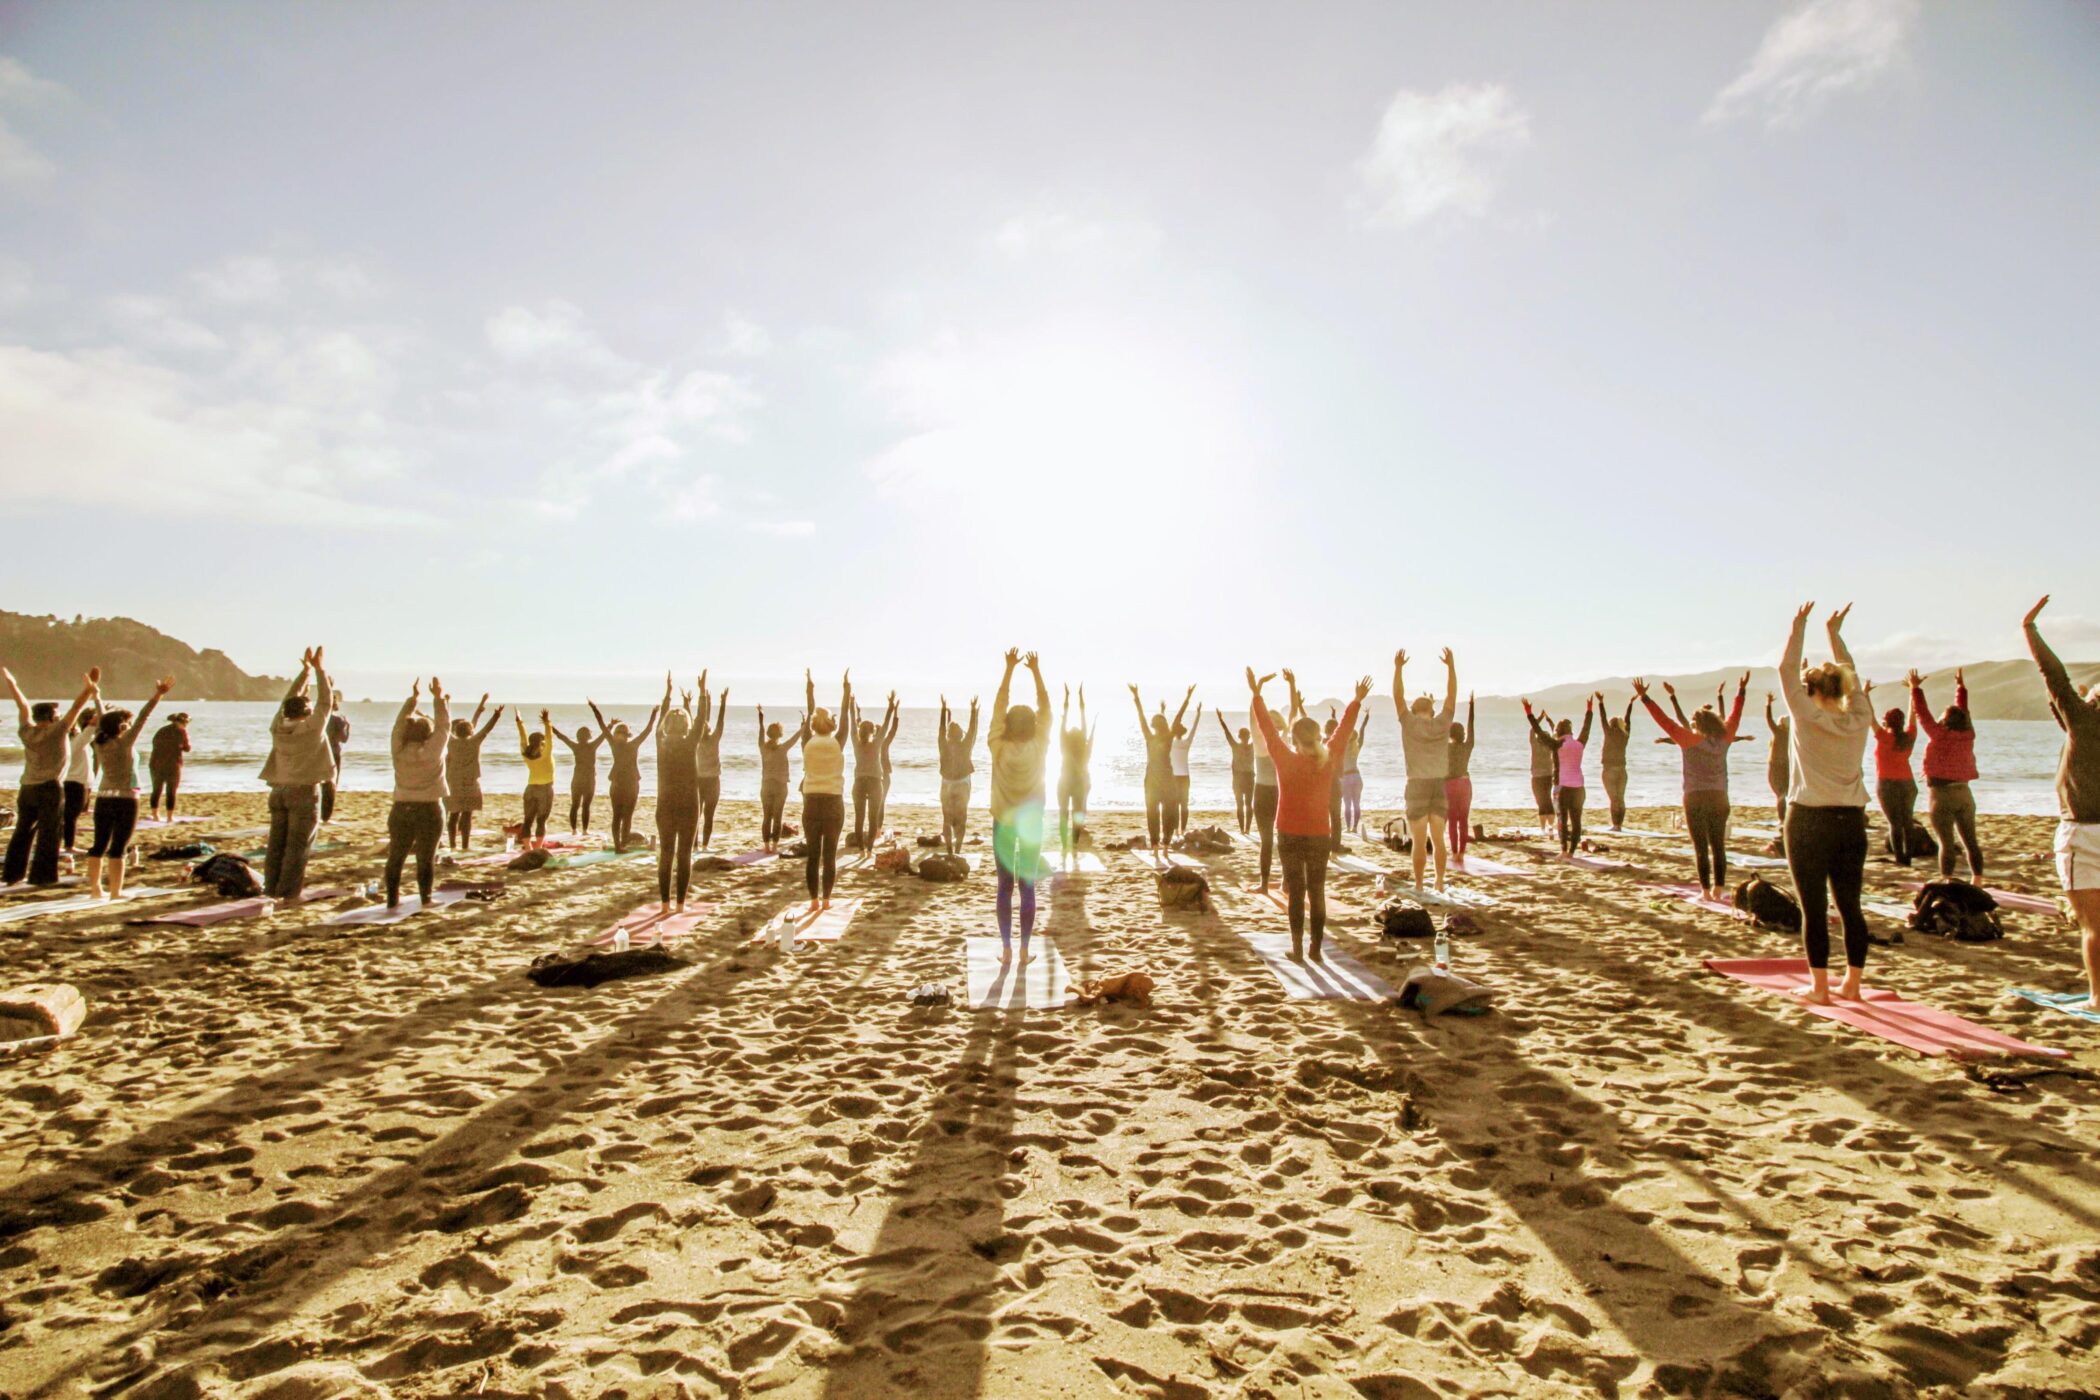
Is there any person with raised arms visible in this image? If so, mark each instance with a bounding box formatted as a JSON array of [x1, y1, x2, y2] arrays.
[[2, 666, 98, 888], [1525, 697, 1593, 857], [384, 677, 450, 911], [1341, 707, 1371, 838], [937, 694, 979, 858], [755, 702, 803, 854], [84, 674, 171, 900], [2025, 596, 2100, 1009], [1217, 708, 1255, 837], [589, 695, 660, 854], [1168, 701, 1200, 845], [1594, 693, 1636, 831], [550, 716, 604, 836], [1909, 666, 1985, 883], [988, 649, 1054, 966], [1058, 685, 1096, 862], [693, 676, 729, 851], [517, 711, 557, 850], [652, 673, 705, 914], [847, 690, 896, 852], [62, 700, 99, 862], [1862, 680, 1919, 866], [1638, 672, 1748, 901], [1764, 694, 1791, 845], [1392, 647, 1458, 891], [1526, 708, 1559, 839], [1249, 684, 1284, 893], [1780, 602, 1874, 1006], [444, 694, 504, 851], [1249, 667, 1369, 963], [797, 669, 853, 913], [1130, 682, 1191, 854], [1445, 694, 1477, 862], [259, 648, 335, 901]]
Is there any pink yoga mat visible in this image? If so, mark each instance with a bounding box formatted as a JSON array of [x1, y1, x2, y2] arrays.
[[591, 903, 717, 949], [1452, 854, 1535, 878], [133, 884, 349, 927], [1564, 853, 1632, 872], [1904, 884, 2059, 917], [1702, 957, 2067, 1059], [1641, 882, 1744, 919]]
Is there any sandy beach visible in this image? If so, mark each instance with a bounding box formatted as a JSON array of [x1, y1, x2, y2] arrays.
[[2, 792, 2097, 1398]]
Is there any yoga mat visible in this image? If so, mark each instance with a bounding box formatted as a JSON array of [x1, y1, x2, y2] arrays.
[[0, 885, 172, 926], [965, 936, 1070, 1010], [1865, 900, 1915, 924], [1387, 882, 1498, 911], [2008, 989, 2100, 1026], [1563, 853, 1632, 872], [729, 849, 778, 866], [1702, 957, 2068, 1059], [1126, 849, 1202, 871], [1640, 882, 1744, 919], [130, 885, 349, 927], [1608, 827, 1681, 841], [1239, 933, 1394, 1002], [1331, 851, 1388, 877], [1042, 851, 1107, 875], [1904, 884, 2059, 918], [0, 878, 82, 896], [547, 848, 645, 870], [1722, 850, 1790, 870], [591, 903, 717, 949], [1734, 824, 1785, 839], [136, 815, 208, 829], [326, 881, 492, 927], [755, 897, 863, 949], [1451, 853, 1536, 879], [236, 839, 350, 862]]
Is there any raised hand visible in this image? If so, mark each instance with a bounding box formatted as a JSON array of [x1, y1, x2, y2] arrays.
[[154, 674, 173, 695], [1632, 678, 1649, 698], [312, 647, 324, 670], [1662, 681, 1677, 696], [1440, 648, 1454, 667], [1257, 672, 1276, 688], [1956, 666, 1966, 686], [1828, 603, 1852, 632], [1794, 601, 1816, 629], [1738, 671, 1751, 690], [1353, 675, 1374, 702], [1128, 682, 1140, 698], [1864, 679, 1876, 695], [1004, 648, 1020, 668], [1393, 649, 1408, 669], [1906, 669, 1922, 688], [1026, 653, 1041, 673], [2026, 595, 2050, 627], [431, 676, 444, 699], [1245, 666, 1262, 693]]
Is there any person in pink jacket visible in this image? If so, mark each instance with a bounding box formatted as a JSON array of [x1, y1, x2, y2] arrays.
[[1909, 668, 1983, 882]]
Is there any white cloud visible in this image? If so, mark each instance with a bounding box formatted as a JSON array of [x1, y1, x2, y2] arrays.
[[191, 255, 286, 304], [0, 344, 426, 526], [1705, 0, 1918, 129], [0, 56, 68, 193], [716, 312, 771, 357], [990, 212, 1164, 265], [745, 519, 815, 538], [1354, 83, 1532, 230], [101, 295, 226, 355]]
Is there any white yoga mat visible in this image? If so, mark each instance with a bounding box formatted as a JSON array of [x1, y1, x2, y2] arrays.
[[964, 936, 1070, 1009], [755, 897, 863, 949], [1451, 853, 1535, 878], [1386, 882, 1498, 911], [1330, 850, 1388, 876], [1723, 850, 1789, 870], [1608, 826, 1680, 841], [1042, 851, 1107, 874], [1239, 933, 1394, 1001], [327, 882, 487, 926], [0, 885, 168, 926]]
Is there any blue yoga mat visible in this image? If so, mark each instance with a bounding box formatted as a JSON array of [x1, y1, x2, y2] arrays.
[[2008, 989, 2100, 1025]]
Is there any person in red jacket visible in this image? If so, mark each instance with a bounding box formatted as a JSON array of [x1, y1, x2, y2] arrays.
[[1248, 667, 1370, 963], [1909, 667, 1983, 882], [1863, 680, 1919, 866]]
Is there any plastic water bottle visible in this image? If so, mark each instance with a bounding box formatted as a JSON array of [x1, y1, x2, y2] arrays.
[[612, 927, 630, 953], [1433, 927, 1451, 974]]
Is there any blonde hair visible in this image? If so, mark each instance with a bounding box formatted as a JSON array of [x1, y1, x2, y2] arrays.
[[1801, 662, 1858, 710]]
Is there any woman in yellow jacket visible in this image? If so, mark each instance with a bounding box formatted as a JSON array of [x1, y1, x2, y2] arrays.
[[518, 711, 558, 849]]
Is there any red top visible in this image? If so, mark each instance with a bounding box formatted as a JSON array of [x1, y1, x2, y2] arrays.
[[1254, 697, 1360, 837], [1872, 723, 1915, 782], [1912, 681, 1977, 783]]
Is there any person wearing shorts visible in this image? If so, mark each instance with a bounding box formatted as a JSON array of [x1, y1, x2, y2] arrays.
[[1528, 717, 1558, 836], [2027, 597, 2100, 1007], [1394, 648, 1459, 891], [937, 695, 979, 857]]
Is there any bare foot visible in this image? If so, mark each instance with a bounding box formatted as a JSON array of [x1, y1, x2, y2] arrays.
[[999, 945, 1012, 966], [1017, 945, 1032, 968], [1793, 986, 1833, 1006], [1835, 972, 1864, 1001], [806, 898, 821, 916]]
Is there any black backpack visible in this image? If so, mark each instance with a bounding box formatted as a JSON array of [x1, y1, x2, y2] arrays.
[[1733, 874, 1802, 933], [1909, 879, 2002, 942], [1909, 823, 1939, 859], [151, 841, 215, 861], [1378, 899, 1436, 940], [190, 853, 262, 899], [1382, 819, 1413, 854], [507, 848, 551, 872], [917, 853, 968, 883]]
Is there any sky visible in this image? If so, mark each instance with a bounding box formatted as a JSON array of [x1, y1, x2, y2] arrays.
[[1, 0, 2096, 703]]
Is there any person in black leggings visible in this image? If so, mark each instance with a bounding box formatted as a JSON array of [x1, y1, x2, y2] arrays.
[[1779, 602, 1874, 1004], [590, 698, 659, 853], [652, 674, 704, 912], [798, 670, 853, 912], [1218, 709, 1255, 834], [1863, 681, 1919, 866]]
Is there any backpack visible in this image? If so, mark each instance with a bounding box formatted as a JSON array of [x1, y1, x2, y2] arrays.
[[1157, 866, 1209, 912], [1382, 820, 1413, 854], [1909, 879, 2002, 943], [917, 853, 968, 883], [873, 844, 913, 874], [1909, 823, 1939, 859], [507, 848, 551, 872], [150, 841, 214, 861], [1177, 826, 1233, 855], [1733, 874, 1802, 933], [1378, 899, 1436, 940], [689, 854, 736, 874], [527, 946, 685, 988], [190, 853, 262, 899]]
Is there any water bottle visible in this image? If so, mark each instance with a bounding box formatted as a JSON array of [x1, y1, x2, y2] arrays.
[[612, 927, 630, 953], [1433, 926, 1451, 974]]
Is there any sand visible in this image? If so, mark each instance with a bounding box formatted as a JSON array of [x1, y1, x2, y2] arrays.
[[1, 792, 2097, 1399]]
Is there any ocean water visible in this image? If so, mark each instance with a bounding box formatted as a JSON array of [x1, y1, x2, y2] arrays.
[[6, 702, 2069, 817]]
